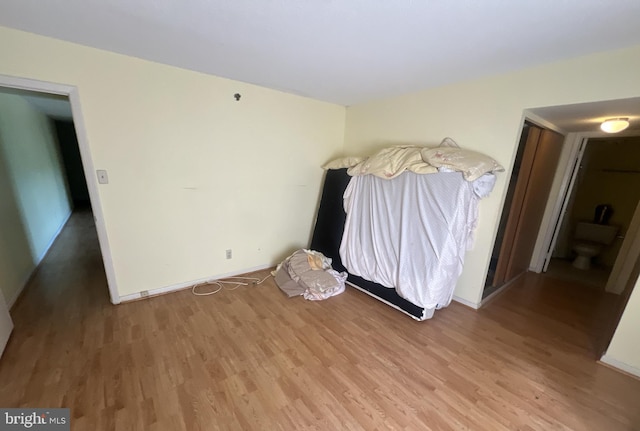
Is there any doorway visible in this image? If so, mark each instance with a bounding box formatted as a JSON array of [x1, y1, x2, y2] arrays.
[[486, 123, 640, 358], [0, 74, 119, 305], [545, 136, 640, 291], [0, 87, 96, 304]]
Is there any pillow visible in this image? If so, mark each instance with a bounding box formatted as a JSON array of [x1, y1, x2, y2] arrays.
[[421, 147, 504, 181], [346, 146, 437, 178], [322, 156, 366, 170]]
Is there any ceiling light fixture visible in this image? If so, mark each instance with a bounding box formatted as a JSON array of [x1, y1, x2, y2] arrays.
[[600, 117, 630, 133]]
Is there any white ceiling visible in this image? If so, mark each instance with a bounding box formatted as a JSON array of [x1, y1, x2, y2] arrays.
[[2, 0, 640, 107]]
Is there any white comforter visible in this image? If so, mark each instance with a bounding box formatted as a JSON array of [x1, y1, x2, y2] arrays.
[[339, 170, 493, 310]]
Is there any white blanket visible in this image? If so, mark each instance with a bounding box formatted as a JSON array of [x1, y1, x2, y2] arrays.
[[339, 171, 491, 310]]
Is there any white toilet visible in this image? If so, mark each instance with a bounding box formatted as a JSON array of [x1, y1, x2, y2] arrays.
[[571, 222, 618, 270]]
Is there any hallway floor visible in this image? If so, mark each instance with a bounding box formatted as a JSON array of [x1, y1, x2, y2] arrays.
[[545, 257, 611, 290]]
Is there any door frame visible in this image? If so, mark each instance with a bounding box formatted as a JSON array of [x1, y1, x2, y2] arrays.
[[530, 129, 640, 274], [0, 73, 120, 304], [537, 135, 587, 273]]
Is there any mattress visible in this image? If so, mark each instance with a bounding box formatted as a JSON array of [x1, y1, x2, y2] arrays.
[[309, 168, 431, 319]]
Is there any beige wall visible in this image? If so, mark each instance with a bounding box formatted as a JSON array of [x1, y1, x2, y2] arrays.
[[0, 26, 346, 297], [0, 92, 71, 304], [344, 44, 640, 305]]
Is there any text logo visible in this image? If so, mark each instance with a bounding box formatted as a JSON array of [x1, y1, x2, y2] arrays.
[[0, 409, 69, 431]]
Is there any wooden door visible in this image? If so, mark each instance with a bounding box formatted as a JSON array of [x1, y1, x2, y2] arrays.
[[492, 126, 564, 286], [492, 127, 541, 286]]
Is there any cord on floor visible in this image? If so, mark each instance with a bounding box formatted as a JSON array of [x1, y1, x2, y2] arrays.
[[192, 274, 272, 296]]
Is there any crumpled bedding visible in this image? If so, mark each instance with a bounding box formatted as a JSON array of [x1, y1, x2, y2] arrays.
[[346, 146, 438, 179], [274, 249, 347, 300], [323, 137, 503, 181]]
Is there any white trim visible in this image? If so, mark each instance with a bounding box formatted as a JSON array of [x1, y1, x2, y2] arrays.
[[8, 210, 72, 308], [0, 73, 121, 305], [452, 295, 480, 310], [600, 354, 640, 379], [0, 75, 72, 96], [119, 264, 273, 302]]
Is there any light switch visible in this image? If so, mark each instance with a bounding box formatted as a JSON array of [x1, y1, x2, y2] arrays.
[[97, 169, 109, 184]]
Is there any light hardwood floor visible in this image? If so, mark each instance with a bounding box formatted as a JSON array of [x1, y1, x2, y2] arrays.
[[1, 210, 639, 430]]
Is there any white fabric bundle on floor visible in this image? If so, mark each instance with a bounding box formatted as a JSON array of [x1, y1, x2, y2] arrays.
[[274, 249, 346, 300]]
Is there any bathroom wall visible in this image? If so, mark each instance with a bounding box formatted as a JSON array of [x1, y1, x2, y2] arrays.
[[561, 136, 640, 267]]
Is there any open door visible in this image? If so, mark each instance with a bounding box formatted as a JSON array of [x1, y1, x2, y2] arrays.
[[540, 139, 588, 273], [0, 292, 13, 359], [490, 124, 565, 287]]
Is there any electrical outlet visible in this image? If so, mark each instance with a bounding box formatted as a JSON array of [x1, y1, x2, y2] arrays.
[[140, 290, 149, 298], [96, 169, 109, 184], [226, 249, 232, 259]]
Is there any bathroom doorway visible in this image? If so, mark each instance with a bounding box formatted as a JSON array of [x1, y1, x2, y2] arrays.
[[544, 136, 640, 290]]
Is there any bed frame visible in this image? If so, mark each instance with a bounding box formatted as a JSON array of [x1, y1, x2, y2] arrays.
[[309, 168, 434, 320]]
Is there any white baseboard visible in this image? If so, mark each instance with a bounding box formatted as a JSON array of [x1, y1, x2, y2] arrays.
[[452, 295, 480, 310], [119, 264, 274, 303], [8, 210, 72, 308], [600, 354, 640, 379]]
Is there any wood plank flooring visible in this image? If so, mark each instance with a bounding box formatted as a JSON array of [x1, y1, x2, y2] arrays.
[[1, 210, 639, 430]]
